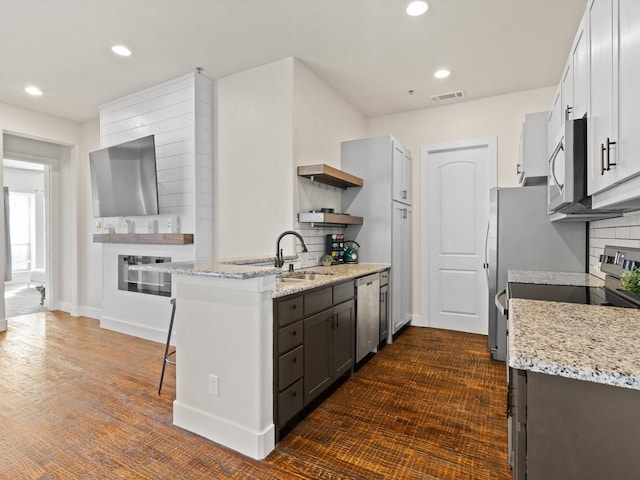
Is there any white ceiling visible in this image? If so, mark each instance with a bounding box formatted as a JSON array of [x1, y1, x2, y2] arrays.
[[0, 0, 586, 123]]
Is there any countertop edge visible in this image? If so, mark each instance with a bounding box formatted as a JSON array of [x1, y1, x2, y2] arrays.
[[508, 298, 640, 391]]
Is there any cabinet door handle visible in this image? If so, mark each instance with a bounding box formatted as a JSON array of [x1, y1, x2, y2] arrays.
[[606, 137, 617, 171], [601, 143, 606, 175], [565, 105, 573, 120], [291, 304, 297, 310], [516, 163, 521, 174], [291, 391, 297, 398], [291, 330, 297, 336], [292, 356, 297, 363]]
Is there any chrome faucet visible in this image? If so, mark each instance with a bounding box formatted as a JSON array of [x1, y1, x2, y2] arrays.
[[275, 231, 308, 268]]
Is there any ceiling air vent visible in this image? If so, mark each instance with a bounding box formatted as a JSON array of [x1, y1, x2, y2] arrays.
[[431, 90, 465, 102]]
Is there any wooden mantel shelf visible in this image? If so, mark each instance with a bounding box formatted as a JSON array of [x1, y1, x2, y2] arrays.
[[93, 233, 194, 245]]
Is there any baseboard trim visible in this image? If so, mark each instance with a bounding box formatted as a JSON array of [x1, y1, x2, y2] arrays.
[[0, 318, 7, 331], [411, 314, 428, 327], [100, 315, 166, 344], [173, 400, 275, 460]]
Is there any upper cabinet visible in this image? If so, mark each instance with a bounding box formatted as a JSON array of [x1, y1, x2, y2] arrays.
[[518, 111, 548, 186], [548, 86, 562, 159], [588, 0, 640, 207], [571, 16, 589, 120], [392, 142, 412, 205], [587, 0, 616, 196], [549, 12, 587, 157]]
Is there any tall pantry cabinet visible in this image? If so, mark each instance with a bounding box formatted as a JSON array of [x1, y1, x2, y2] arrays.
[[341, 135, 413, 341]]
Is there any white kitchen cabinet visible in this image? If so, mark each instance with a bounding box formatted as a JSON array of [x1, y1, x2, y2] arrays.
[[392, 142, 412, 205], [561, 59, 572, 128], [588, 0, 640, 207], [587, 0, 616, 196], [547, 86, 562, 158], [548, 11, 587, 159], [392, 204, 412, 334], [341, 135, 413, 340], [572, 14, 589, 119], [517, 111, 548, 186]]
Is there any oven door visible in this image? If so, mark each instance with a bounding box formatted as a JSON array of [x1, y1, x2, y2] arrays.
[[547, 136, 566, 212]]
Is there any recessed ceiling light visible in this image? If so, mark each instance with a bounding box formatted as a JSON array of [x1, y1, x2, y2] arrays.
[[111, 45, 132, 57], [434, 69, 451, 79], [406, 1, 429, 16], [24, 86, 43, 96]]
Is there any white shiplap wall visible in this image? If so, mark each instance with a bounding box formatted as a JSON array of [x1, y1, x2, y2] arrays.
[[589, 211, 640, 279], [98, 72, 213, 342]]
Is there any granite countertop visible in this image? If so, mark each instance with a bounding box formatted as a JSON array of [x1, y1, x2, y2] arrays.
[[272, 263, 390, 299], [130, 256, 390, 298], [508, 270, 605, 287], [509, 298, 640, 390]]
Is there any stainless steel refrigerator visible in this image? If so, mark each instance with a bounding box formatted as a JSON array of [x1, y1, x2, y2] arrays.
[[486, 185, 587, 361]]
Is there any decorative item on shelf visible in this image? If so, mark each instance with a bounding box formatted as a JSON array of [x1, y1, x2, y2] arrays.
[[325, 234, 345, 264], [344, 240, 360, 264], [321, 255, 334, 267]]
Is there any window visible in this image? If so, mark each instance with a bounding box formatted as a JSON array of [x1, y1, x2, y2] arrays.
[[9, 192, 36, 272]]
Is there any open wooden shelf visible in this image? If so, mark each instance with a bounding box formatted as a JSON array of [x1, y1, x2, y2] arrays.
[[93, 233, 194, 245], [297, 164, 363, 189], [297, 212, 363, 226]]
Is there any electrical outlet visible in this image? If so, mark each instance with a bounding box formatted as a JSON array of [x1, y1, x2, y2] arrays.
[[208, 374, 219, 397]]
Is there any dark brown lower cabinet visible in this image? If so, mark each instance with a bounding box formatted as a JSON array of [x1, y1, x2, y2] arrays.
[[304, 300, 354, 406], [509, 368, 640, 479], [274, 281, 355, 439]]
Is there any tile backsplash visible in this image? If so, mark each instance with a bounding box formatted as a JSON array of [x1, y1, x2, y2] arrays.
[[589, 211, 640, 279]]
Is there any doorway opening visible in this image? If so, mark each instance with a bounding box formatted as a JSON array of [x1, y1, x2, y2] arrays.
[[3, 159, 49, 317]]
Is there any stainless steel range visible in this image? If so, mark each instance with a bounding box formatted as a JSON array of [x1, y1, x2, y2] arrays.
[[508, 245, 640, 309]]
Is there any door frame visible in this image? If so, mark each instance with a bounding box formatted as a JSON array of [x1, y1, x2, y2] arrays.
[[420, 136, 497, 330], [2, 142, 63, 322]]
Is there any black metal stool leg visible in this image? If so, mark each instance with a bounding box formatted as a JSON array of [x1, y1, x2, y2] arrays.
[[158, 298, 177, 395]]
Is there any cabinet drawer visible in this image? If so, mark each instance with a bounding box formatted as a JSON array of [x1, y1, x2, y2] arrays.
[[380, 270, 389, 287], [278, 378, 303, 426], [278, 321, 303, 354], [333, 281, 354, 305], [278, 345, 303, 390], [277, 296, 303, 327], [304, 287, 332, 316]]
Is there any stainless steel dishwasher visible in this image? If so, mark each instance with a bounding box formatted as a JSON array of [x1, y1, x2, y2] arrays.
[[356, 273, 380, 362]]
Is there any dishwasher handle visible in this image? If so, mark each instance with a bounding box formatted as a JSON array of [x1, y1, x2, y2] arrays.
[[495, 289, 508, 317]]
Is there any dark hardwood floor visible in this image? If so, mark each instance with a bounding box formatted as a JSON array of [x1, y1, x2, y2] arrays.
[[0, 311, 511, 479]]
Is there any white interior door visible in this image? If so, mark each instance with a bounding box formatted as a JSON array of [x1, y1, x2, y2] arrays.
[[421, 138, 497, 334]]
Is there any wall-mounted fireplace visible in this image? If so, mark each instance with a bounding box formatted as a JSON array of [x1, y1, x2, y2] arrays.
[[118, 255, 171, 297]]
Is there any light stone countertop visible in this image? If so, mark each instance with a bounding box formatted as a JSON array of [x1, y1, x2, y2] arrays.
[[508, 270, 605, 287], [272, 263, 391, 299], [130, 257, 390, 298], [508, 298, 640, 390]]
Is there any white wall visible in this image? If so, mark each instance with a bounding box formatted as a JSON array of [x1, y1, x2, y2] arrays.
[[214, 58, 295, 259], [214, 58, 368, 262], [3, 166, 46, 270], [0, 102, 82, 330], [367, 86, 556, 321], [97, 73, 212, 341], [292, 59, 367, 263], [589, 212, 640, 278], [78, 117, 102, 317]]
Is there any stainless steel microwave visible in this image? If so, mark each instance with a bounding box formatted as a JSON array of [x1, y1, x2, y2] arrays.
[[547, 117, 589, 214]]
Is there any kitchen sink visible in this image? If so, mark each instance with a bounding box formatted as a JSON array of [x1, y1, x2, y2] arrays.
[[288, 272, 333, 280], [277, 271, 336, 283], [276, 276, 308, 284]]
